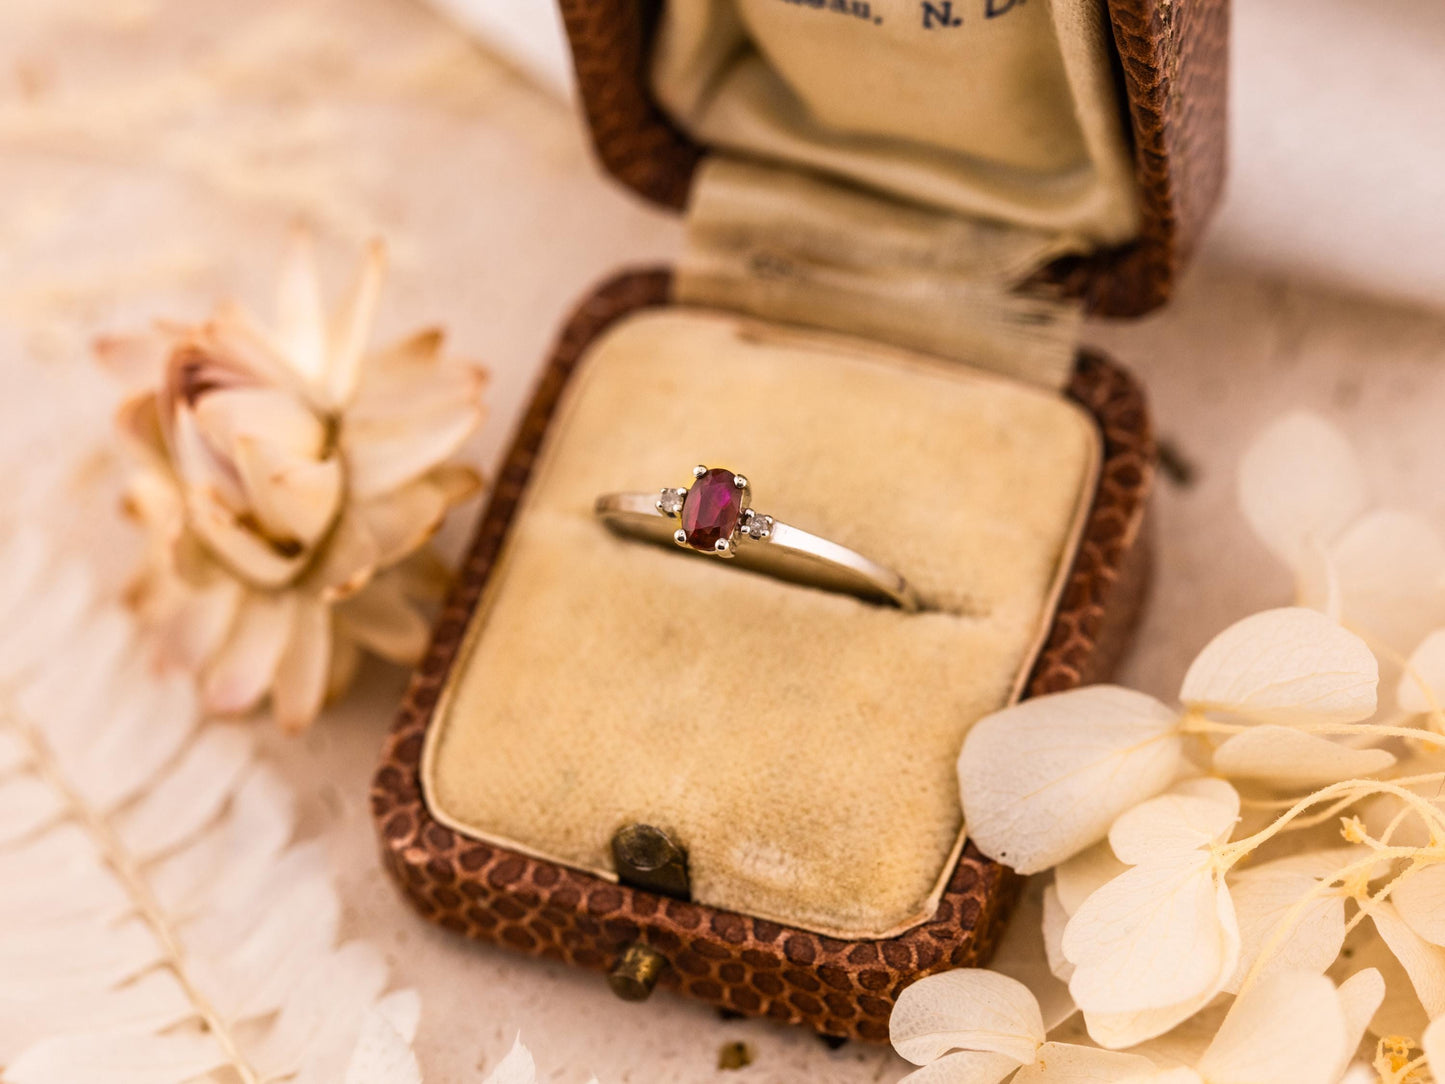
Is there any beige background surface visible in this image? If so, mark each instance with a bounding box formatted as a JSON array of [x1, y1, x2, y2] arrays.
[[4, 0, 1445, 1080]]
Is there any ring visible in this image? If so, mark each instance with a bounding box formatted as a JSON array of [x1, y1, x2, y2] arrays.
[[594, 465, 919, 611]]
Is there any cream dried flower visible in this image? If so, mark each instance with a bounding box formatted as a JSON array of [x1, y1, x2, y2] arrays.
[[956, 607, 1395, 1046], [957, 607, 1383, 875], [893, 417, 1445, 1082], [1240, 412, 1445, 691], [890, 967, 1382, 1084], [104, 234, 485, 730], [1060, 778, 1242, 1049]]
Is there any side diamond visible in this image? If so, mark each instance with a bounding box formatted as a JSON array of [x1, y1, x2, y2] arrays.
[[657, 488, 686, 517], [742, 511, 774, 540]]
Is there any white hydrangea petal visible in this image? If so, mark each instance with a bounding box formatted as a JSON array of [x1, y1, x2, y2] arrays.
[[1424, 1014, 1445, 1076], [1009, 1042, 1158, 1083], [1339, 919, 1430, 1039], [1370, 902, 1445, 1018], [1238, 413, 1368, 570], [1331, 510, 1445, 659], [1042, 885, 1073, 983], [1225, 857, 1347, 994], [1054, 843, 1128, 916], [1109, 779, 1239, 864], [988, 878, 1074, 1032], [1179, 608, 1378, 725], [1394, 864, 1445, 947], [1080, 982, 1225, 1054], [898, 1050, 1022, 1084], [1123, 1002, 1231, 1079], [1259, 846, 1374, 881], [1197, 971, 1347, 1084], [1296, 538, 1343, 621], [1334, 969, 1385, 1079], [1399, 629, 1445, 715], [890, 970, 1044, 1067], [1063, 854, 1238, 1018], [957, 687, 1183, 874], [1212, 727, 1395, 789]]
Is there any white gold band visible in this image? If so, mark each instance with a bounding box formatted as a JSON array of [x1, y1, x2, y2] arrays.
[[594, 465, 919, 611]]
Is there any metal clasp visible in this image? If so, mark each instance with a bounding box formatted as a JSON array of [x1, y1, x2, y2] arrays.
[[611, 823, 691, 901]]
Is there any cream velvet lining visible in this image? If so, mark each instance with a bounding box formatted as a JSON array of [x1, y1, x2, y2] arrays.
[[652, 0, 1141, 246], [422, 309, 1100, 938]]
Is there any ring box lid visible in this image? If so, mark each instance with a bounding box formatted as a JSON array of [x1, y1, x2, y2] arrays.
[[558, 0, 1229, 317]]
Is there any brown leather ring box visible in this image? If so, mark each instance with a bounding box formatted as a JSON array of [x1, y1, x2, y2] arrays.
[[372, 0, 1226, 1043]]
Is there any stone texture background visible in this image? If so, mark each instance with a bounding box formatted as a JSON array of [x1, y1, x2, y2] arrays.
[[3, 0, 1445, 1080]]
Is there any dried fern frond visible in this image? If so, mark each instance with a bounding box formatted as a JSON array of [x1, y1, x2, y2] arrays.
[[0, 525, 422, 1084]]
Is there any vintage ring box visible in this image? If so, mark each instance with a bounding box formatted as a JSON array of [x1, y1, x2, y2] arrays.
[[372, 0, 1228, 1042]]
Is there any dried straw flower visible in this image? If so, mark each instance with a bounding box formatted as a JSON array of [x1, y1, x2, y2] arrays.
[[103, 234, 485, 730]]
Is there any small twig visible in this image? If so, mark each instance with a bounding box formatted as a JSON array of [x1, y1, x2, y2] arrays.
[[1155, 436, 1199, 488]]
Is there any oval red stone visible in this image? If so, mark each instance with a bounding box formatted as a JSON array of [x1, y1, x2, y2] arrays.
[[680, 468, 743, 551]]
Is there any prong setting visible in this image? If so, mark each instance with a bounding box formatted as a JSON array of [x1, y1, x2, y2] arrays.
[[673, 465, 762, 557], [740, 508, 774, 542]]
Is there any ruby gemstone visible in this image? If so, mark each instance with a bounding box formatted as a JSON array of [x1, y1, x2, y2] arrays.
[[680, 468, 743, 551]]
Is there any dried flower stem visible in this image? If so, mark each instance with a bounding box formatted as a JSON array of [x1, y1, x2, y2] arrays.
[[1270, 792, 1376, 833], [1377, 804, 1417, 850], [1347, 871, 1414, 943], [1396, 1053, 1429, 1083], [1236, 779, 1445, 1010], [1181, 716, 1445, 752], [2, 700, 262, 1084], [1235, 848, 1415, 999], [1223, 779, 1445, 863], [1241, 769, 1445, 811]]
